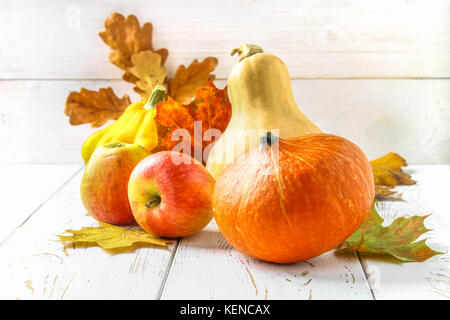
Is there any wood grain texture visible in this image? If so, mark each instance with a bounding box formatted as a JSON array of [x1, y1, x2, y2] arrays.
[[0, 164, 449, 299], [0, 0, 448, 79], [359, 165, 450, 299], [294, 79, 450, 164], [0, 79, 448, 164], [0, 0, 449, 301], [0, 170, 177, 299], [161, 220, 372, 299], [161, 166, 450, 300], [0, 80, 136, 164], [0, 164, 81, 242]]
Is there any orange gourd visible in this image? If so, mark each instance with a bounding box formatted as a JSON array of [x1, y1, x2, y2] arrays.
[[212, 133, 375, 264]]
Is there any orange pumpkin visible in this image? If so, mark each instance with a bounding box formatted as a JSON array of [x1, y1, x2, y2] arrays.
[[212, 133, 375, 263]]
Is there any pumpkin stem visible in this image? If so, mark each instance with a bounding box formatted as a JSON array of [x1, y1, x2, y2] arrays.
[[144, 85, 167, 110], [231, 44, 264, 62], [260, 132, 279, 147]]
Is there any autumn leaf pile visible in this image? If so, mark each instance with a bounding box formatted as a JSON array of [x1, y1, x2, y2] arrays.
[[64, 12, 230, 165], [60, 12, 441, 263]]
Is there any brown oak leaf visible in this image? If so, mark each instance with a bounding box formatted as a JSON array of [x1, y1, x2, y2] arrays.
[[168, 57, 218, 104], [65, 87, 130, 127], [99, 12, 168, 72]]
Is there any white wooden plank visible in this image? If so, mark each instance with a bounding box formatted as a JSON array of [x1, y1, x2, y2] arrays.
[[0, 164, 81, 242], [0, 80, 138, 164], [0, 0, 448, 79], [293, 79, 450, 164], [0, 79, 448, 164], [0, 169, 177, 299], [359, 165, 450, 299], [161, 220, 372, 299]]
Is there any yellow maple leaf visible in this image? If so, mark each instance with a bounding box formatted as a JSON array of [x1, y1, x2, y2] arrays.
[[370, 152, 416, 199], [127, 50, 167, 100], [57, 222, 171, 250], [370, 152, 416, 187]]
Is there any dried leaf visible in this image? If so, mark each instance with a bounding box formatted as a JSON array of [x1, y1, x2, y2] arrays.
[[99, 12, 168, 71], [370, 152, 416, 187], [65, 87, 131, 127], [127, 51, 167, 100], [154, 81, 232, 165], [168, 58, 217, 98], [58, 222, 170, 250], [337, 205, 442, 262], [375, 186, 401, 200], [168, 57, 219, 104]]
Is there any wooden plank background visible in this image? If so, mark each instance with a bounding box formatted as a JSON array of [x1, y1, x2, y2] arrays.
[[0, 164, 81, 242], [161, 220, 373, 299], [0, 0, 449, 300], [0, 0, 449, 164], [0, 79, 448, 164], [1, 0, 449, 79], [1, 164, 448, 299], [359, 165, 450, 299], [0, 169, 179, 299]]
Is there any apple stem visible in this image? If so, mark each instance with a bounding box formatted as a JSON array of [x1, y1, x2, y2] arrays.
[[143, 85, 167, 110], [145, 195, 161, 208]]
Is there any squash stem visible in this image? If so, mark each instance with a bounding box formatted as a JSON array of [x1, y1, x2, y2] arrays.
[[144, 85, 167, 110], [260, 132, 279, 147], [231, 44, 264, 62]]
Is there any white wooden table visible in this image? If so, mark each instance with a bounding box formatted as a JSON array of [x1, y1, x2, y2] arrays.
[[0, 164, 448, 299], [1, 0, 449, 300]]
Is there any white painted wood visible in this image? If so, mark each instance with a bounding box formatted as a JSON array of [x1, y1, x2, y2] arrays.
[[0, 0, 448, 300], [162, 166, 450, 300], [161, 220, 372, 299], [0, 164, 449, 299], [0, 164, 81, 242], [293, 79, 450, 164], [1, 79, 448, 164], [0, 80, 138, 164], [0, 0, 448, 79], [359, 165, 450, 299], [0, 169, 177, 299]]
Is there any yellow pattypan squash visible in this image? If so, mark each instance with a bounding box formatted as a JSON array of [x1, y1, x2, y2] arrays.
[[81, 85, 166, 164]]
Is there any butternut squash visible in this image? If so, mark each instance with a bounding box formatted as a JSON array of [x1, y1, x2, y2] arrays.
[[206, 44, 321, 178]]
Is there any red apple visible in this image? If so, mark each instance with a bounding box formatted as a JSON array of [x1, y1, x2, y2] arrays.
[[128, 151, 215, 238], [81, 142, 150, 225]]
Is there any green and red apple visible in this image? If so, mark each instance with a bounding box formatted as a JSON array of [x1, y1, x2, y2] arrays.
[[128, 151, 215, 238], [81, 142, 150, 225]]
